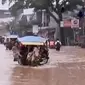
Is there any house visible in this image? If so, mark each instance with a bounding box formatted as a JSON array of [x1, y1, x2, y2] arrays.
[[0, 10, 11, 18], [0, 10, 12, 36], [9, 2, 34, 36], [30, 10, 59, 40]]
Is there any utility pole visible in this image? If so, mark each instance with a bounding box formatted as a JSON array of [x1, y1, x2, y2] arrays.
[[82, 0, 85, 35]]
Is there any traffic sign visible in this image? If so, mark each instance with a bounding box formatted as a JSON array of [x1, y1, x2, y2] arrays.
[[71, 19, 79, 28], [64, 20, 71, 27]]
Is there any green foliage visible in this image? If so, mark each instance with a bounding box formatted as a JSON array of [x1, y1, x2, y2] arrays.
[[2, 0, 15, 4], [2, 0, 83, 25], [1, 0, 83, 44], [2, 0, 83, 16]]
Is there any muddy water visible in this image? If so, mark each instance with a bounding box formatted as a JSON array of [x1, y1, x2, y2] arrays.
[[11, 62, 85, 85], [1, 45, 85, 85]]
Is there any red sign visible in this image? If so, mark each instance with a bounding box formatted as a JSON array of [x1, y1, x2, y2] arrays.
[[61, 19, 79, 28], [64, 20, 71, 27]]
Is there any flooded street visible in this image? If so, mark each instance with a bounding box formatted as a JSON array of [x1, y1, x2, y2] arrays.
[[1, 44, 85, 85]]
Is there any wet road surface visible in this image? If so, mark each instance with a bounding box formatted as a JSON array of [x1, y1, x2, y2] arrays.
[[1, 45, 85, 85]]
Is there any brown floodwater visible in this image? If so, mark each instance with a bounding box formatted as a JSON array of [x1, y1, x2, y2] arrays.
[[1, 45, 85, 85]]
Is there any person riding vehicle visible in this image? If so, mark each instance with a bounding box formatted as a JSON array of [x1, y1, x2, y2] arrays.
[[55, 39, 61, 51], [12, 42, 20, 61], [5, 38, 10, 50], [5, 35, 18, 50], [19, 45, 29, 65]]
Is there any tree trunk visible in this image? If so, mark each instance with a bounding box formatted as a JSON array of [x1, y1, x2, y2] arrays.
[[47, 9, 60, 39], [47, 9, 65, 45]]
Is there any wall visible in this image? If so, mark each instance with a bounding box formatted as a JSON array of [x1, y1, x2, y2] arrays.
[[0, 10, 12, 36], [0, 25, 8, 36], [49, 12, 60, 40]]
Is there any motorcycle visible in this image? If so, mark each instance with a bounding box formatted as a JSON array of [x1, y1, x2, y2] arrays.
[[55, 40, 61, 51]]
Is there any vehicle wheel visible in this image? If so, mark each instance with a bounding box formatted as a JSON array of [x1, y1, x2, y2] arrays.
[[13, 58, 17, 61], [18, 58, 22, 65], [39, 57, 49, 65], [19, 57, 29, 66], [56, 47, 60, 51]]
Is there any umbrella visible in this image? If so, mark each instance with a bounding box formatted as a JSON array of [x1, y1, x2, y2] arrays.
[[18, 36, 48, 45]]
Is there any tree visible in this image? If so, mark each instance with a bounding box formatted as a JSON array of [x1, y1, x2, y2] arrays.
[[2, 0, 83, 45]]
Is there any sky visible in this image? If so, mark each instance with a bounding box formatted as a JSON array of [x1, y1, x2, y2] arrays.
[[0, 0, 9, 10], [0, 0, 34, 14]]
